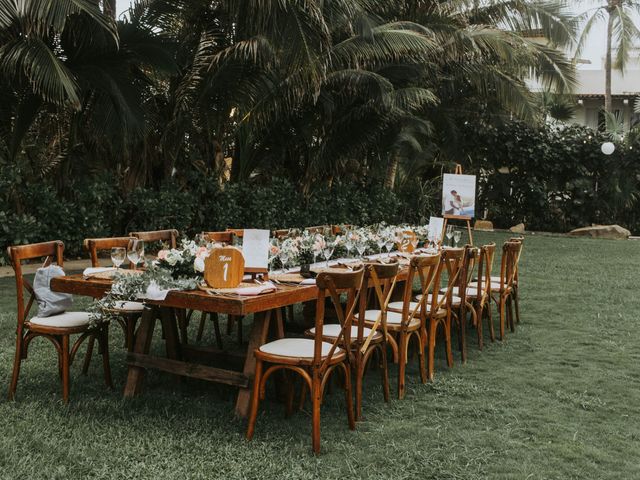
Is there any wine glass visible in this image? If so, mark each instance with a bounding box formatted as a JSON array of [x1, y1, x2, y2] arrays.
[[111, 247, 126, 270], [375, 232, 385, 256], [127, 239, 145, 269], [445, 225, 454, 247], [453, 230, 462, 247], [279, 250, 290, 272], [344, 231, 355, 259], [268, 238, 280, 272], [322, 238, 335, 268], [356, 238, 367, 259], [384, 234, 394, 258]]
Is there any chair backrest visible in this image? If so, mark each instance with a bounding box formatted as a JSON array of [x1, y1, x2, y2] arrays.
[[306, 225, 331, 235], [331, 225, 353, 235], [272, 229, 289, 240], [202, 231, 234, 244], [129, 229, 178, 249], [475, 243, 496, 304], [7, 241, 65, 329], [314, 267, 365, 370], [399, 254, 441, 326], [84, 237, 136, 267], [509, 236, 524, 282], [358, 261, 400, 352], [437, 248, 465, 311], [459, 245, 480, 303], [499, 241, 521, 292]]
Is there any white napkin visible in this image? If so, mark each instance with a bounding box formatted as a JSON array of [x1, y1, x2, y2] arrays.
[[140, 281, 175, 301], [233, 283, 276, 296], [300, 278, 316, 285], [83, 267, 115, 277]]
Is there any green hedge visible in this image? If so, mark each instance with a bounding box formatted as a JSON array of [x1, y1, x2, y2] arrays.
[[0, 174, 429, 261]]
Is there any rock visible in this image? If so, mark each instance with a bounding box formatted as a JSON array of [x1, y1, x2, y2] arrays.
[[474, 220, 494, 231], [568, 224, 630, 240], [509, 223, 525, 234]]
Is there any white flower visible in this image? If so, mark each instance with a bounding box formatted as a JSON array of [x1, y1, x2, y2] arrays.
[[194, 257, 206, 273]]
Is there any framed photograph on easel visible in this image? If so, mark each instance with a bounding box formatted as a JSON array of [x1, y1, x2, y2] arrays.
[[440, 165, 476, 245]]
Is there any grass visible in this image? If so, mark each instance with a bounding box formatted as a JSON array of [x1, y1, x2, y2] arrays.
[[0, 231, 639, 479]]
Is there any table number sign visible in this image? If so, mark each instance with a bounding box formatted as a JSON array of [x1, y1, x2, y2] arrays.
[[398, 230, 417, 253], [204, 247, 245, 288]]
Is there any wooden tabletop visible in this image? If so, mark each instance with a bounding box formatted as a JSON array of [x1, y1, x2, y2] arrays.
[[50, 274, 320, 315]]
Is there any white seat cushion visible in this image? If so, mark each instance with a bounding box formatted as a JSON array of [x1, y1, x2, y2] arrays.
[[416, 293, 462, 306], [491, 276, 517, 284], [29, 311, 91, 328], [442, 286, 480, 297], [112, 301, 145, 312], [308, 324, 380, 340], [357, 309, 420, 328], [259, 338, 342, 358], [387, 301, 421, 312], [469, 281, 501, 291]]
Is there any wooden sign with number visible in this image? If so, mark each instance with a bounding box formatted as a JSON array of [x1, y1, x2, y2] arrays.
[[397, 230, 417, 253], [204, 247, 245, 288]]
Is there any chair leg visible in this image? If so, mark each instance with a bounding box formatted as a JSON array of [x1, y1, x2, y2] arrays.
[[417, 332, 427, 384], [82, 335, 95, 375], [61, 335, 70, 404], [476, 304, 484, 350], [196, 312, 207, 342], [98, 325, 113, 389], [508, 296, 516, 332], [459, 305, 467, 363], [499, 298, 506, 340], [311, 372, 322, 454], [343, 363, 355, 431], [427, 319, 437, 381], [397, 330, 407, 399], [245, 359, 263, 441], [380, 343, 390, 403], [513, 287, 521, 323], [487, 302, 495, 342], [355, 354, 363, 421], [125, 315, 137, 352], [8, 334, 23, 401], [444, 316, 454, 368]]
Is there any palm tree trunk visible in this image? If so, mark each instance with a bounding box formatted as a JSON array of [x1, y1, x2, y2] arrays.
[[384, 155, 400, 190], [604, 3, 614, 118]]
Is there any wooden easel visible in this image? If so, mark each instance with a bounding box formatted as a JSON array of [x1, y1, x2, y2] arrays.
[[441, 164, 474, 246]]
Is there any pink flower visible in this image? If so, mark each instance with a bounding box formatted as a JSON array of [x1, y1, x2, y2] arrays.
[[196, 246, 209, 259], [157, 250, 168, 260]]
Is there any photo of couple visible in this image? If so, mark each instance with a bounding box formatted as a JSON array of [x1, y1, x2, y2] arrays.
[[441, 173, 476, 217]]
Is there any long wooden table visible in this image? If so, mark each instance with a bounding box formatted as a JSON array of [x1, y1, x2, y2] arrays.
[[51, 258, 414, 418], [50, 274, 329, 417]]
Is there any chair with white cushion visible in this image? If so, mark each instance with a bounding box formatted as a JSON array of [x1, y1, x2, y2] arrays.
[[467, 243, 496, 349], [7, 241, 112, 403], [246, 268, 363, 454], [84, 237, 144, 352], [361, 254, 441, 397], [310, 261, 398, 420]]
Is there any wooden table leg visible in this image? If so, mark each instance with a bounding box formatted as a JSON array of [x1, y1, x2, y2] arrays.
[[235, 310, 271, 418], [124, 305, 158, 398]]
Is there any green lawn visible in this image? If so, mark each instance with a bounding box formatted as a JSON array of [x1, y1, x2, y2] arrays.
[[1, 232, 639, 479]]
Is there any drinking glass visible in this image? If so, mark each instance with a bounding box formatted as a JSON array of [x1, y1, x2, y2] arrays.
[[279, 251, 290, 272], [322, 240, 335, 268], [111, 247, 126, 269], [128, 239, 145, 268], [445, 225, 454, 247], [375, 233, 385, 255], [268, 238, 280, 271], [453, 230, 462, 247], [344, 231, 355, 258], [384, 237, 394, 257], [356, 239, 367, 258]]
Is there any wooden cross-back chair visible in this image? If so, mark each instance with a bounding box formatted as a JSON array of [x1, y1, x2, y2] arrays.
[[7, 241, 112, 403], [83, 236, 145, 352], [129, 229, 178, 249], [467, 243, 496, 349], [202, 231, 234, 244], [363, 255, 441, 397], [506, 236, 523, 324], [494, 241, 522, 339], [331, 225, 354, 235], [272, 229, 290, 239], [352, 261, 398, 419], [247, 268, 364, 454]]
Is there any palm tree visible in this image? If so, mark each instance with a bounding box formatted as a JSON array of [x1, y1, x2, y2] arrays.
[[575, 0, 640, 117]]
